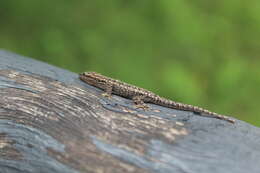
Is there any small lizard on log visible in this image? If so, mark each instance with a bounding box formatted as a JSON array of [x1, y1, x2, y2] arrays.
[[79, 72, 235, 123]]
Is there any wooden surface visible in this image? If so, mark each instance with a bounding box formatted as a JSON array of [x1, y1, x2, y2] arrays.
[[0, 50, 259, 173]]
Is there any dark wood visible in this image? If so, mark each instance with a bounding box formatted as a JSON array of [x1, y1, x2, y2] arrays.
[[0, 50, 259, 173]]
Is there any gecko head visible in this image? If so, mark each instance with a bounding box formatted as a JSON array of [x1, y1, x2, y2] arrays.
[[79, 72, 107, 89]]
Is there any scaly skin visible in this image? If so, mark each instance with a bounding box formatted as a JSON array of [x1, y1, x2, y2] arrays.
[[79, 72, 235, 123]]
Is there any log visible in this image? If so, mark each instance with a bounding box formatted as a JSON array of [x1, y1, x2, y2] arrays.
[[0, 50, 259, 173]]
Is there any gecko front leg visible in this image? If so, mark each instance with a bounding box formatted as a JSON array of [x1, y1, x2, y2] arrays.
[[133, 95, 149, 109], [101, 84, 113, 98]]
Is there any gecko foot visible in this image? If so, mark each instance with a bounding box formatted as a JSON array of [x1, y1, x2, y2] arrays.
[[135, 104, 149, 110], [101, 93, 111, 98]]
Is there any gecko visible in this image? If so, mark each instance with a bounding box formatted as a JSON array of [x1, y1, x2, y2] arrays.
[[79, 72, 235, 123]]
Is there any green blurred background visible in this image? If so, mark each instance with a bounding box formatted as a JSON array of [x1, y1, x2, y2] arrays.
[[0, 1, 259, 126]]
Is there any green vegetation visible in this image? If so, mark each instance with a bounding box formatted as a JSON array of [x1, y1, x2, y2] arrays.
[[0, 1, 259, 126]]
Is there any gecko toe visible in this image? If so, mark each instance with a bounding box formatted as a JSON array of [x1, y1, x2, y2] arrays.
[[101, 93, 111, 98], [135, 104, 149, 110]]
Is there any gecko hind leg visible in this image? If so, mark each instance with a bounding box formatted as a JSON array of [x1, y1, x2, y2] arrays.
[[133, 95, 149, 109]]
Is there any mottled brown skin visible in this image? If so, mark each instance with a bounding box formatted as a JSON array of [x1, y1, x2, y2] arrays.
[[79, 72, 235, 123]]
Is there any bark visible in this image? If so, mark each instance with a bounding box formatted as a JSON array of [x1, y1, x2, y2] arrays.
[[0, 50, 259, 173]]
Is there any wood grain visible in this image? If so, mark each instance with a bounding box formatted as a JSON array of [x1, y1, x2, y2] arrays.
[[0, 50, 259, 173]]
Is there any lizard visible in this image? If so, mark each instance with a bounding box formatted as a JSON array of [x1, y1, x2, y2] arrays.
[[79, 72, 235, 123]]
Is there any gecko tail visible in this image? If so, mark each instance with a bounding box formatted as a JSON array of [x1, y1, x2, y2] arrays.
[[153, 97, 235, 123], [165, 99, 235, 123], [192, 107, 235, 123]]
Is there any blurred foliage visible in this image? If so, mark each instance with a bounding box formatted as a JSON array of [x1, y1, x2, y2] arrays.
[[0, 0, 259, 126]]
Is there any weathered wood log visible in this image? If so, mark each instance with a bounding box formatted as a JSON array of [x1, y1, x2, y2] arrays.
[[0, 50, 259, 173]]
